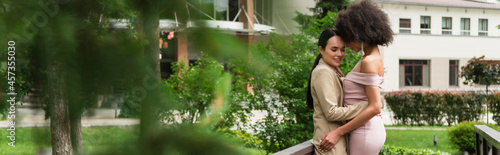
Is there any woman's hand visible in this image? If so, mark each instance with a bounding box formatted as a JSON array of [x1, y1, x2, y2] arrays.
[[319, 129, 342, 152]]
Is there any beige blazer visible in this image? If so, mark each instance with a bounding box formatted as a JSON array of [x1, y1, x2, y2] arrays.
[[311, 59, 368, 155]]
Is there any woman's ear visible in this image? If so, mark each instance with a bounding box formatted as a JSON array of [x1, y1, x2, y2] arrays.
[[318, 46, 324, 55]]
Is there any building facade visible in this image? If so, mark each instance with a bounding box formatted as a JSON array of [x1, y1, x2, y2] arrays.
[[374, 0, 500, 92], [151, 0, 315, 78]]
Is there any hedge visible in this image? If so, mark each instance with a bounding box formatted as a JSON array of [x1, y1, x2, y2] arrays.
[[385, 90, 489, 126], [379, 145, 450, 155], [489, 92, 500, 124]]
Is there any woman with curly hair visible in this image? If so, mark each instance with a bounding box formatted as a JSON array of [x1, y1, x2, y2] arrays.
[[318, 0, 394, 154]]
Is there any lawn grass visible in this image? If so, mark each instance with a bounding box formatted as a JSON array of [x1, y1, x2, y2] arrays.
[[385, 129, 461, 154], [0, 126, 139, 155], [0, 126, 265, 155]]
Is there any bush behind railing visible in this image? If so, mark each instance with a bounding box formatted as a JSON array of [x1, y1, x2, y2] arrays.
[[489, 92, 500, 124], [385, 90, 492, 126]]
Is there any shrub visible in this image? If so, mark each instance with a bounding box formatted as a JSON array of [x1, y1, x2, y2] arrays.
[[379, 145, 450, 155], [119, 53, 254, 130], [217, 128, 262, 149], [118, 89, 142, 118], [447, 121, 490, 153], [442, 92, 463, 126], [421, 92, 445, 126], [385, 90, 413, 125], [461, 93, 486, 122], [489, 92, 500, 124]]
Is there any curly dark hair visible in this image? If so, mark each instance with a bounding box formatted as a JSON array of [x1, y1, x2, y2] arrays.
[[335, 0, 393, 46]]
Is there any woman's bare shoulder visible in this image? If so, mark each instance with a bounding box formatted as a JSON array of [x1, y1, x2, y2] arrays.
[[360, 55, 383, 75]]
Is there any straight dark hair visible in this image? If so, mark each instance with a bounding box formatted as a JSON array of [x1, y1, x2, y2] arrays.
[[306, 29, 338, 109]]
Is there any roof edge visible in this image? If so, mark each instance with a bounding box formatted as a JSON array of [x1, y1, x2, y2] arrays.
[[375, 0, 500, 10]]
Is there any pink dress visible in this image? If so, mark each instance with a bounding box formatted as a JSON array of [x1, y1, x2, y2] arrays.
[[343, 71, 386, 155]]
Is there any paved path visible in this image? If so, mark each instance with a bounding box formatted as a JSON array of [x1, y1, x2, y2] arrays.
[[385, 127, 448, 130], [0, 108, 139, 128]]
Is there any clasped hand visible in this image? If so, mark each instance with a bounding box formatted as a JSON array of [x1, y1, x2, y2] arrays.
[[318, 129, 341, 152]]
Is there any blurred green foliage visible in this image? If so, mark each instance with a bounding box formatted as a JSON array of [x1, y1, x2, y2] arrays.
[[0, 0, 263, 154], [217, 128, 263, 149], [160, 53, 254, 130]]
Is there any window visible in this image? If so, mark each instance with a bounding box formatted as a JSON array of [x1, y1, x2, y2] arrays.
[[420, 16, 431, 34], [449, 60, 459, 86], [254, 0, 273, 25], [442, 17, 452, 35], [460, 18, 470, 36], [399, 60, 430, 87], [479, 19, 488, 36], [399, 18, 411, 34]]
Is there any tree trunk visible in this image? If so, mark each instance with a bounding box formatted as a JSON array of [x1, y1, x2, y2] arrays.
[[70, 112, 82, 155], [487, 85, 489, 124], [48, 65, 73, 155], [139, 0, 161, 141]]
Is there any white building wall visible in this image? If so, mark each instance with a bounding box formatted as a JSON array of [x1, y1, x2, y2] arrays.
[[381, 34, 500, 91], [272, 0, 315, 35], [382, 4, 500, 37], [379, 3, 500, 92]]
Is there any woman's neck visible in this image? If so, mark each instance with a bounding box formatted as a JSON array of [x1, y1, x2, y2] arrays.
[[363, 45, 379, 57]]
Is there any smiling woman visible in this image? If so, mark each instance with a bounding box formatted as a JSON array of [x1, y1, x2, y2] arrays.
[[319, 34, 345, 71]]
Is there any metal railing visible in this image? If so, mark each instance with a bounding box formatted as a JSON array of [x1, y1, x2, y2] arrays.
[[475, 125, 500, 155]]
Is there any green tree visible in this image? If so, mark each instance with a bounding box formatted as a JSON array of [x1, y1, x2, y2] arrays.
[[461, 55, 500, 124], [461, 55, 500, 94], [311, 0, 350, 19]]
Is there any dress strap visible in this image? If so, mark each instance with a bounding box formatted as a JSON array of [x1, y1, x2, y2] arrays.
[[345, 72, 384, 88]]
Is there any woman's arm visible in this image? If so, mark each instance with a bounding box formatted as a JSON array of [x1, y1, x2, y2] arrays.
[[312, 68, 368, 121], [319, 57, 383, 151]]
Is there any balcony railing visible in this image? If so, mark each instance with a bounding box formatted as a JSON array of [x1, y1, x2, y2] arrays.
[[461, 30, 471, 36], [273, 140, 314, 155], [479, 31, 488, 36], [399, 28, 411, 34], [420, 29, 431, 34], [475, 125, 500, 155], [442, 29, 452, 35]]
